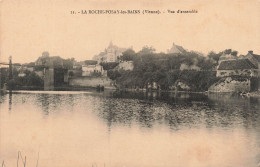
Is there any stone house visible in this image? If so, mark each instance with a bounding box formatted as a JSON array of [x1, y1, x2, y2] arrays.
[[93, 42, 131, 63], [82, 64, 104, 76], [245, 51, 260, 69], [216, 59, 258, 77], [116, 61, 134, 71]]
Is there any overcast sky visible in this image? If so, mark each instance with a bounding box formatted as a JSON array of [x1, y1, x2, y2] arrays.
[[0, 0, 259, 64]]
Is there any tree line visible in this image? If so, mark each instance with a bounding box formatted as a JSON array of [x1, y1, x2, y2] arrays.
[[104, 47, 236, 91]]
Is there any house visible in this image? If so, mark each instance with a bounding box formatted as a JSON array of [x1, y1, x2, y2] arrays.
[[116, 61, 134, 71], [167, 42, 186, 54], [245, 50, 260, 69], [82, 64, 103, 76], [218, 53, 237, 63], [216, 59, 258, 77], [93, 42, 131, 63]]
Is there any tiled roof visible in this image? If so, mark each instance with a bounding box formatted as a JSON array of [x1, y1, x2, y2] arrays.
[[218, 59, 257, 70], [85, 60, 97, 65], [252, 53, 260, 62], [246, 52, 260, 62]]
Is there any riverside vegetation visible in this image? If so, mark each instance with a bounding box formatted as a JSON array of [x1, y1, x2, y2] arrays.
[[105, 47, 227, 91], [2, 47, 252, 92]]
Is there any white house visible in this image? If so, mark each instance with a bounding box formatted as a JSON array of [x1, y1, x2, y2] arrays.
[[82, 64, 103, 76]]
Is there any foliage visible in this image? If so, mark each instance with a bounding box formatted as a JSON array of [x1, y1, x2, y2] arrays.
[[105, 46, 227, 91], [120, 49, 136, 61], [7, 70, 43, 89], [63, 58, 75, 69], [84, 60, 97, 65], [91, 71, 102, 77], [100, 62, 119, 70]]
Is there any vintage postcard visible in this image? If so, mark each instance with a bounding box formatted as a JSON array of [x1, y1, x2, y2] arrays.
[[0, 0, 259, 167]]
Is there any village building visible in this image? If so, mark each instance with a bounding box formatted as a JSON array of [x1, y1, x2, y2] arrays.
[[116, 61, 134, 71], [167, 42, 186, 54], [216, 59, 258, 77], [81, 60, 104, 76], [245, 50, 260, 69], [93, 42, 131, 63], [218, 52, 237, 63], [82, 64, 103, 76]]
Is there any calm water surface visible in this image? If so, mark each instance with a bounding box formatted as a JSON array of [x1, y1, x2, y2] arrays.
[[0, 91, 259, 167]]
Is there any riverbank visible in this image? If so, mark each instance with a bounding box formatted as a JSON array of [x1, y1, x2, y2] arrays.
[[117, 87, 208, 93], [3, 86, 260, 99], [3, 85, 117, 91]]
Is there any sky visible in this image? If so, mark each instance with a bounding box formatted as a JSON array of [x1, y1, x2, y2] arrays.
[[0, 0, 259, 64]]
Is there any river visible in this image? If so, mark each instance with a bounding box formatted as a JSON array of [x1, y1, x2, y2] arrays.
[[0, 90, 259, 167]]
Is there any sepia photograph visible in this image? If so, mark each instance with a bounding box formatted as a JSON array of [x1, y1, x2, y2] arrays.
[[0, 0, 260, 166]]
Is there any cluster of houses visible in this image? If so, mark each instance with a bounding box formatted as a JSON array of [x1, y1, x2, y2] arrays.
[[12, 42, 134, 89], [16, 42, 134, 79], [216, 50, 260, 78], [208, 50, 260, 92], [5, 41, 259, 91], [76, 42, 134, 78]]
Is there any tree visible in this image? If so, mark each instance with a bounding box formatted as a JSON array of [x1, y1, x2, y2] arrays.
[[231, 51, 238, 56], [120, 49, 136, 61], [100, 62, 119, 70], [224, 49, 232, 54], [63, 58, 75, 69], [138, 46, 156, 55], [42, 51, 50, 57]]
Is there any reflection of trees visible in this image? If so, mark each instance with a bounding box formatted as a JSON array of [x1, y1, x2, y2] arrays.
[[8, 91, 12, 111], [95, 91, 260, 131], [97, 98, 135, 129], [35, 94, 70, 115], [0, 91, 7, 103], [36, 94, 50, 115], [207, 93, 259, 129]]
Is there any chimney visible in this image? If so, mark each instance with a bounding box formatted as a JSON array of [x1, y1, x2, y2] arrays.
[[248, 50, 253, 54]]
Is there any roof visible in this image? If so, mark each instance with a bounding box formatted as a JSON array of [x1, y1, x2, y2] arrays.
[[246, 52, 260, 62], [219, 53, 237, 61], [252, 53, 260, 62], [218, 59, 257, 70], [167, 43, 186, 54], [82, 64, 96, 68], [84, 60, 97, 65]]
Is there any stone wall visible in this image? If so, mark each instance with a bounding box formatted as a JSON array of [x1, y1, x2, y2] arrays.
[[208, 77, 250, 93], [69, 76, 113, 87]]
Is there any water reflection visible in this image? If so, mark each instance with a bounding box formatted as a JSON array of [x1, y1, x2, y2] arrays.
[[94, 91, 259, 130], [0, 90, 259, 167], [8, 91, 12, 111]]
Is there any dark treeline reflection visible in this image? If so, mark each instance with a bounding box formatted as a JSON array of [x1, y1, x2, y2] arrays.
[[94, 91, 260, 130], [1, 90, 259, 131]]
